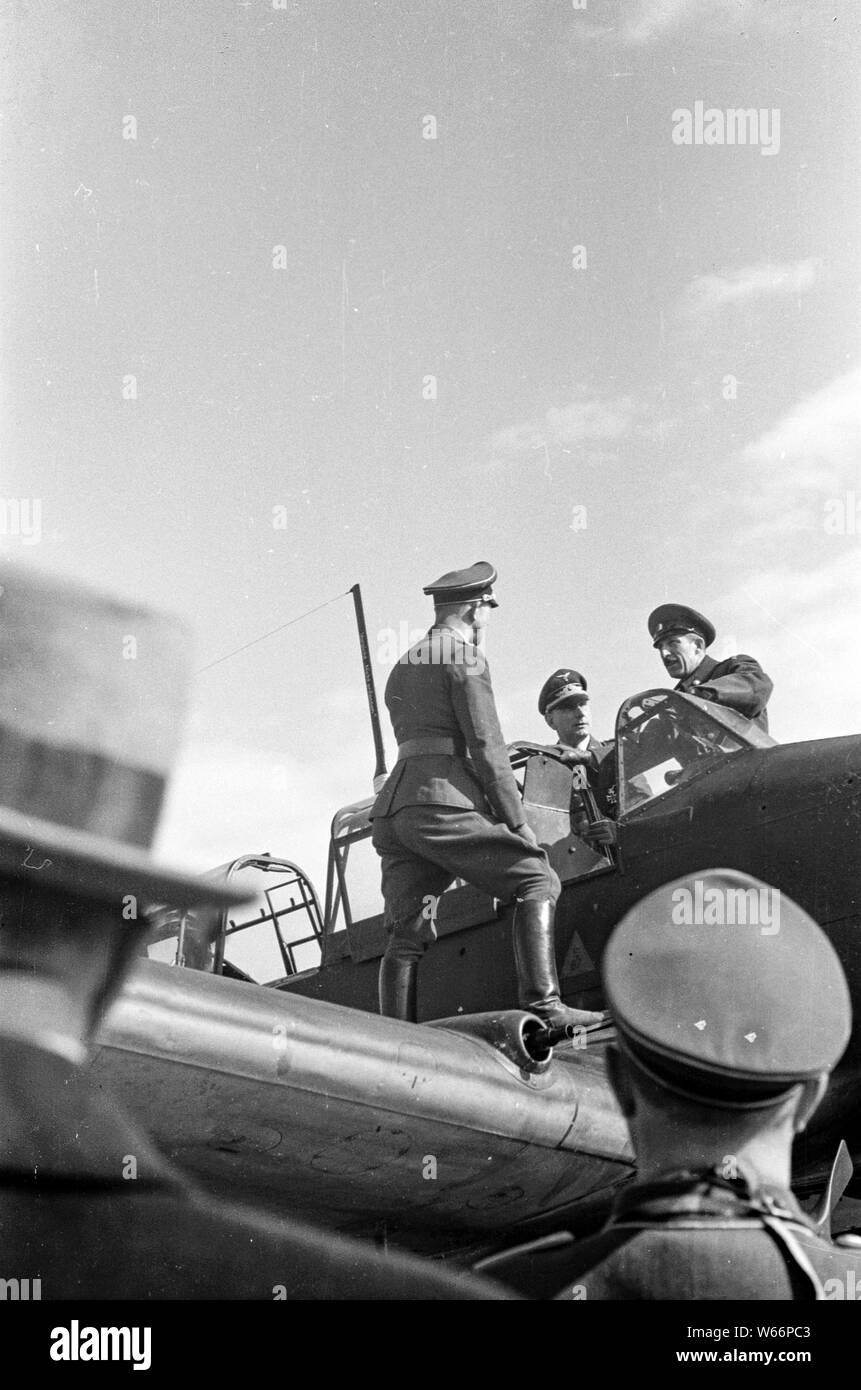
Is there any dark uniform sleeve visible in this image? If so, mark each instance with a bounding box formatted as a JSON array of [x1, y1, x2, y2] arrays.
[[447, 653, 526, 831], [697, 655, 773, 722]]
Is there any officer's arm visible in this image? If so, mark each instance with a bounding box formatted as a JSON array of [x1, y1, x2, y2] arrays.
[[697, 655, 773, 720], [448, 655, 527, 831], [551, 743, 597, 769]]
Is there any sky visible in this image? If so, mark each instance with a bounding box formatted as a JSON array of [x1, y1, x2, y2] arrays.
[[2, 0, 859, 911]]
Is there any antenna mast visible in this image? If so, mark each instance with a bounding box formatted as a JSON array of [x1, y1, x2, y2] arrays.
[[350, 583, 388, 791]]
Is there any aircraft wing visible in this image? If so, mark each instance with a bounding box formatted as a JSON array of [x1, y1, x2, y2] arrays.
[[93, 959, 633, 1252]]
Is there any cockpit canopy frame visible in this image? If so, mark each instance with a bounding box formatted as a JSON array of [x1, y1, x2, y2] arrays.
[[615, 688, 775, 818]]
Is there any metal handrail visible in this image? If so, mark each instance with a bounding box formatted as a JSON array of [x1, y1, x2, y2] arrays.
[[320, 747, 593, 941], [211, 854, 324, 979]]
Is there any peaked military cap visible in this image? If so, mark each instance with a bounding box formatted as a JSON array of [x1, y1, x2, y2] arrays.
[[538, 669, 589, 717], [648, 603, 716, 649], [603, 870, 852, 1108], [423, 561, 498, 607]]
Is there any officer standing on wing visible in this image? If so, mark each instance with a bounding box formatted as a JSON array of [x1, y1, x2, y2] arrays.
[[482, 869, 857, 1300], [648, 604, 773, 731], [371, 562, 605, 1029]]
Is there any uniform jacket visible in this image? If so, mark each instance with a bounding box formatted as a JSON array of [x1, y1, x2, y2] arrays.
[[0, 1035, 510, 1300], [372, 627, 525, 831], [676, 653, 773, 732], [583, 734, 613, 777], [484, 1171, 858, 1301], [553, 735, 614, 815], [579, 737, 617, 817]]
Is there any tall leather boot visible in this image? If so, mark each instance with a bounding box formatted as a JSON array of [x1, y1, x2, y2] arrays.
[[378, 921, 426, 1021], [512, 898, 608, 1029]]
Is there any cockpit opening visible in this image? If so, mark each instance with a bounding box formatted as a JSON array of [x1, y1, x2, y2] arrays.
[[616, 689, 776, 817], [146, 855, 325, 985]]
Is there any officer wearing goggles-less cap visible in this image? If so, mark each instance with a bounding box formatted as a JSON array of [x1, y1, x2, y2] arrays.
[[538, 670, 602, 760], [648, 604, 773, 732], [481, 870, 857, 1301], [536, 669, 616, 830], [370, 562, 606, 1031]]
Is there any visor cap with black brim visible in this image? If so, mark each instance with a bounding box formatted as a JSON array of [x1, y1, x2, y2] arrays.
[[603, 870, 851, 1110], [648, 603, 716, 650], [423, 561, 498, 608], [538, 669, 589, 717], [0, 564, 249, 911]]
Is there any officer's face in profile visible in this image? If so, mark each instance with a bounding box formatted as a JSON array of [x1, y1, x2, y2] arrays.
[[547, 697, 592, 745], [657, 632, 704, 680]]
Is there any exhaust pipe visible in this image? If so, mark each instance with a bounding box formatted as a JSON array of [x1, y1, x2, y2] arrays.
[[429, 1010, 566, 1073]]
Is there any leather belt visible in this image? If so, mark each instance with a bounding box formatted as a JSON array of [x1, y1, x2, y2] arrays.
[[397, 737, 467, 760]]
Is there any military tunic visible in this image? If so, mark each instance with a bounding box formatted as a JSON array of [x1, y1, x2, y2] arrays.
[[371, 626, 559, 931], [675, 653, 773, 732], [553, 734, 615, 827], [485, 1170, 860, 1300], [563, 735, 617, 819]]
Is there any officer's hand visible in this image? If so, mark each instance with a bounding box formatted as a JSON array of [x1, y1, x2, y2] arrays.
[[584, 819, 616, 847], [516, 823, 539, 848], [555, 745, 593, 767]]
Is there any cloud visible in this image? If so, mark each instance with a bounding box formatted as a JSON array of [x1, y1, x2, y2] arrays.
[[710, 365, 861, 586], [679, 259, 823, 320], [485, 391, 637, 469], [567, 0, 814, 49], [625, 0, 700, 43], [156, 734, 377, 892], [741, 363, 861, 494], [718, 551, 861, 741], [546, 398, 635, 443]]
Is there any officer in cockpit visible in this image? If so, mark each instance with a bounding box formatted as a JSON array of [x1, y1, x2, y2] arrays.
[[538, 669, 610, 777], [537, 668, 617, 831], [648, 604, 773, 732]]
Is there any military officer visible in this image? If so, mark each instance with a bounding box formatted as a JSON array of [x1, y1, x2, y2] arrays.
[[537, 668, 616, 837], [0, 564, 509, 1301], [648, 603, 773, 731], [538, 668, 611, 777], [371, 562, 605, 1029], [482, 870, 856, 1300]]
